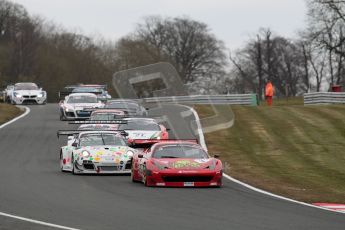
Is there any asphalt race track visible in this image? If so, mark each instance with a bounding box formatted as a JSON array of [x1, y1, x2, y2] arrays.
[[0, 104, 344, 230]]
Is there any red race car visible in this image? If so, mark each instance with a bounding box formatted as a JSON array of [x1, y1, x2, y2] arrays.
[[131, 140, 223, 187]]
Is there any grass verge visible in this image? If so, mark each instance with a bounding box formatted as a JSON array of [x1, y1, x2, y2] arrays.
[[0, 104, 23, 125], [194, 103, 345, 203]]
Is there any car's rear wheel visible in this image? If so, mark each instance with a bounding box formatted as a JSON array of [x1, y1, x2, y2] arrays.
[[131, 166, 139, 183], [59, 152, 66, 172], [71, 156, 77, 175], [142, 165, 150, 187]]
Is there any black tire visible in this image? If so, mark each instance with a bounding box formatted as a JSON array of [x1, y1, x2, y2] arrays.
[[142, 165, 150, 187], [131, 170, 136, 182], [71, 155, 77, 175], [60, 112, 66, 121], [60, 152, 67, 172]]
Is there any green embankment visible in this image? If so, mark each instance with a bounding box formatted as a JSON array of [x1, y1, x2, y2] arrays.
[[195, 101, 345, 203]]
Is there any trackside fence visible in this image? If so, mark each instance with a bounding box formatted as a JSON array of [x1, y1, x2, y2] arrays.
[[142, 94, 258, 105], [304, 92, 345, 105]]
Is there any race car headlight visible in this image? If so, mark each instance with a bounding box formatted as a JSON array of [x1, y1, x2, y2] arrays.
[[14, 92, 21, 98], [38, 92, 45, 97], [126, 150, 134, 158], [82, 151, 90, 158], [152, 160, 168, 170], [64, 107, 73, 112]]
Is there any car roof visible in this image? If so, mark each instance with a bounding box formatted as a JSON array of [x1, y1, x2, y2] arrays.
[[68, 93, 97, 97], [152, 141, 200, 148], [91, 109, 124, 114], [14, 82, 37, 86], [107, 99, 138, 103], [78, 131, 122, 136], [124, 117, 156, 122]]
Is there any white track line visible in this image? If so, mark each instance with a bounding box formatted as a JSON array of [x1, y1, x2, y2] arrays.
[[181, 104, 345, 215], [0, 106, 30, 129], [0, 105, 81, 230]]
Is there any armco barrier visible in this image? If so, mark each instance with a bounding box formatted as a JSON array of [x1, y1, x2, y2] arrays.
[[142, 94, 258, 105], [304, 92, 345, 105]]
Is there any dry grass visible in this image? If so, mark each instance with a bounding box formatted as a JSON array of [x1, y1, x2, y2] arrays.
[[0, 104, 23, 125], [195, 103, 345, 203]]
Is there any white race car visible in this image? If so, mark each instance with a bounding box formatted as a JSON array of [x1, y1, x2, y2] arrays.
[[117, 118, 169, 140], [58, 130, 135, 174], [59, 93, 104, 120], [2, 85, 14, 103], [10, 82, 47, 105]]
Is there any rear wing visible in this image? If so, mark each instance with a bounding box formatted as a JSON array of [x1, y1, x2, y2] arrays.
[[82, 108, 127, 112], [57, 130, 128, 138], [58, 84, 108, 100], [69, 120, 127, 125], [129, 139, 198, 149]]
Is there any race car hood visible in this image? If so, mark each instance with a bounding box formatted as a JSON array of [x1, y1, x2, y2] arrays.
[[67, 103, 102, 110], [153, 158, 215, 170], [76, 146, 134, 162], [126, 130, 162, 139], [13, 90, 43, 95]]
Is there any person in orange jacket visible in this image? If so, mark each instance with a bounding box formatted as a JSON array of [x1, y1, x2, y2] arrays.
[[265, 80, 274, 106]]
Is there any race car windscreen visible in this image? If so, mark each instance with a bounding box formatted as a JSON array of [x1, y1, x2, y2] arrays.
[[14, 83, 39, 90], [91, 113, 122, 121], [78, 124, 117, 130], [105, 102, 139, 111], [67, 95, 98, 104], [118, 120, 160, 131], [153, 145, 208, 159], [79, 134, 126, 146], [72, 87, 103, 94]]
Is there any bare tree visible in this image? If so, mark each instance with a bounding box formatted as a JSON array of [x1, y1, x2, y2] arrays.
[[135, 16, 227, 83]]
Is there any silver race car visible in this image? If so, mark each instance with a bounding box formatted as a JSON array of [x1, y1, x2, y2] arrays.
[[59, 93, 104, 120], [58, 130, 135, 174]]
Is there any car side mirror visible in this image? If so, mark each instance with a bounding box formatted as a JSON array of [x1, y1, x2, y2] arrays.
[[138, 154, 143, 159], [214, 154, 220, 159], [127, 138, 133, 145]]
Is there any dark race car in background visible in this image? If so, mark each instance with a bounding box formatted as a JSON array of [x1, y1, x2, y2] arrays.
[[58, 84, 111, 101], [104, 99, 148, 117]]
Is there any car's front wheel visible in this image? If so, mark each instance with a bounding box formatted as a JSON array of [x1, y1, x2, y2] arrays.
[[59, 112, 66, 121]]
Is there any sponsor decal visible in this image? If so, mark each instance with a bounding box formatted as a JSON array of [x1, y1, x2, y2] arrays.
[[194, 159, 210, 163], [172, 160, 200, 169]]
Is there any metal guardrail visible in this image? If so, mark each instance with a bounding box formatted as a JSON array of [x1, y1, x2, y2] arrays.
[[142, 94, 258, 105], [304, 92, 345, 105]]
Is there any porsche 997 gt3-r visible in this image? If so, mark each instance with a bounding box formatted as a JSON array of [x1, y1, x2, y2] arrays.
[[59, 131, 135, 174]]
